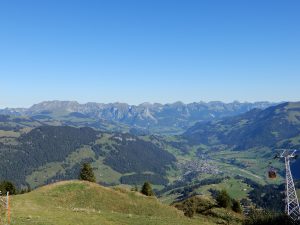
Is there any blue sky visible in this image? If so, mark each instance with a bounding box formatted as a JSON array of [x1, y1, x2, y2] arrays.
[[0, 0, 299, 108]]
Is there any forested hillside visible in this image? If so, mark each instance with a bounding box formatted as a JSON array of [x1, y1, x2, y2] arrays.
[[0, 126, 176, 188]]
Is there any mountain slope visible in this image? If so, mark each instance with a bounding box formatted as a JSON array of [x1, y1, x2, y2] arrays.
[[184, 102, 300, 149], [0, 114, 42, 131], [0, 100, 275, 134], [10, 180, 240, 225], [183, 102, 300, 180], [0, 126, 176, 188]]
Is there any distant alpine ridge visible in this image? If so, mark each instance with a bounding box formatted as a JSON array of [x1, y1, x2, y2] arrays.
[[0, 100, 275, 134]]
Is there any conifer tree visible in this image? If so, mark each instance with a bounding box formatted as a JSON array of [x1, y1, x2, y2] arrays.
[[141, 182, 154, 196], [0, 181, 16, 195], [216, 189, 231, 208], [232, 199, 242, 213], [79, 163, 96, 182]]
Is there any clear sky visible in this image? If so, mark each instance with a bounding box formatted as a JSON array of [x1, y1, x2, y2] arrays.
[[0, 0, 299, 108]]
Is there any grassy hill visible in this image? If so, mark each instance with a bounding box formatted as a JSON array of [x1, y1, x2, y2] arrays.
[[9, 180, 241, 225]]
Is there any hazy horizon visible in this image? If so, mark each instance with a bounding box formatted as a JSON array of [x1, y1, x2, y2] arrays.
[[0, 92, 298, 109]]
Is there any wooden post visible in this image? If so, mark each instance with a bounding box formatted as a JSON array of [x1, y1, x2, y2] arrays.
[[6, 192, 10, 225]]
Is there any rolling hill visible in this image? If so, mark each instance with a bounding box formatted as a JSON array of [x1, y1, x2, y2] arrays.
[[0, 113, 127, 134], [9, 180, 242, 225]]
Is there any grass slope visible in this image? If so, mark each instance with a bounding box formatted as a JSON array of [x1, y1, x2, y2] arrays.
[[10, 181, 221, 225]]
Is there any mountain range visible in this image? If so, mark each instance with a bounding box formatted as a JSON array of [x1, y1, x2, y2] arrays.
[[0, 100, 300, 214], [0, 100, 275, 134]]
